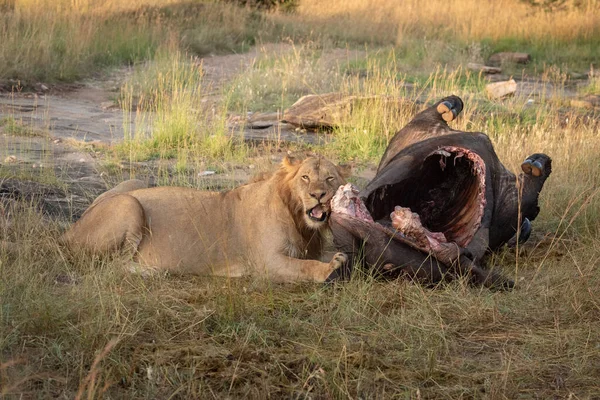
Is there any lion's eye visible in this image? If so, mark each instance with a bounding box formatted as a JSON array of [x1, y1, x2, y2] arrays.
[[326, 177, 334, 182], [302, 175, 310, 181]]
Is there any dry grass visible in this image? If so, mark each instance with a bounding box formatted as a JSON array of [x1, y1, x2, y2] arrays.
[[297, 0, 599, 42], [2, 199, 600, 398], [0, 0, 268, 82], [2, 0, 600, 398], [1, 0, 598, 82], [279, 0, 600, 71]]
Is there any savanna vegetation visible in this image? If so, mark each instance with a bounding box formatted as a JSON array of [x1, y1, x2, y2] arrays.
[[1, 0, 600, 398]]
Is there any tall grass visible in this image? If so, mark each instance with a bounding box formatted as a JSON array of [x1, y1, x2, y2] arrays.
[[2, 0, 598, 83], [0, 0, 269, 82], [295, 0, 599, 42], [283, 0, 600, 71], [114, 51, 248, 176]]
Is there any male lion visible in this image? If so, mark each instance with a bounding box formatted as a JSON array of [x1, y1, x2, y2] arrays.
[[61, 155, 350, 282]]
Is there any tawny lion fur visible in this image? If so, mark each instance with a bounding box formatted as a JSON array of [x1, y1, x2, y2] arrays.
[[61, 156, 350, 282]]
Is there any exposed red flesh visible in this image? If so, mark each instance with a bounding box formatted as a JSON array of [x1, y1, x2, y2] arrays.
[[331, 146, 486, 259]]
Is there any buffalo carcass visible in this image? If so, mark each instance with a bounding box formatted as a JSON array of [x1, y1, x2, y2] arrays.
[[329, 95, 551, 288]]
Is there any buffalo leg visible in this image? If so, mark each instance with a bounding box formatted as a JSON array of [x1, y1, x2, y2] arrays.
[[454, 254, 515, 290], [520, 153, 552, 221]]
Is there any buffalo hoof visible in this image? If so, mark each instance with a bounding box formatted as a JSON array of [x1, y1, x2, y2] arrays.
[[436, 96, 463, 122], [481, 270, 515, 291], [517, 217, 532, 244], [521, 154, 551, 177], [507, 218, 532, 248]]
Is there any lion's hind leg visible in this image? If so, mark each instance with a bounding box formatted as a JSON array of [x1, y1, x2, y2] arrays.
[[61, 194, 146, 255], [93, 179, 148, 205]]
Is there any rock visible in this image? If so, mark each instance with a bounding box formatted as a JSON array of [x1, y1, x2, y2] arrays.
[[282, 93, 351, 129], [282, 93, 417, 130], [488, 52, 531, 66], [198, 170, 216, 176], [33, 83, 49, 92], [54, 274, 79, 285], [100, 101, 118, 111], [486, 79, 517, 99], [3, 155, 18, 164], [247, 112, 280, 129], [569, 72, 586, 80], [467, 63, 502, 74], [570, 95, 600, 109]]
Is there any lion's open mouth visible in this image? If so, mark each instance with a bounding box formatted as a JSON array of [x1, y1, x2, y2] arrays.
[[307, 204, 329, 222], [333, 147, 486, 254]]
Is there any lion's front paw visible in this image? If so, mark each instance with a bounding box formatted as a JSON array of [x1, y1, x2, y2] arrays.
[[324, 252, 350, 283], [330, 252, 348, 270]]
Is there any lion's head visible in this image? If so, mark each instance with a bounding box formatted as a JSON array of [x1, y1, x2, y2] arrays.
[[278, 155, 350, 230]]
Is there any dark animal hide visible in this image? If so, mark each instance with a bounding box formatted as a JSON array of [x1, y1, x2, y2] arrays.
[[329, 96, 551, 289]]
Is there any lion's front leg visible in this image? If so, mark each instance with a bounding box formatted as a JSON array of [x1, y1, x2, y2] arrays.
[[268, 252, 347, 283]]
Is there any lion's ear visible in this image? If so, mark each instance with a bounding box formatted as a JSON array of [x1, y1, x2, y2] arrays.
[[282, 155, 302, 172], [337, 164, 352, 179]]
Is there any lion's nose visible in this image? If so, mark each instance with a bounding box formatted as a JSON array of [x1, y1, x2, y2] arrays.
[[310, 191, 326, 200]]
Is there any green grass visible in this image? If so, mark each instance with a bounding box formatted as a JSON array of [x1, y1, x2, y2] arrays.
[[579, 73, 600, 95], [226, 42, 342, 113], [113, 51, 248, 165], [0, 116, 42, 137], [483, 35, 600, 74]]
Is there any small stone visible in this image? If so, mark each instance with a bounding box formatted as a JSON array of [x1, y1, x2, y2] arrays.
[[487, 52, 531, 66], [467, 63, 502, 74], [570, 95, 600, 109], [486, 79, 517, 99], [54, 274, 78, 285], [3, 155, 17, 164], [40, 84, 49, 92], [569, 72, 585, 80], [53, 139, 61, 144], [79, 158, 86, 163], [100, 101, 117, 110], [198, 170, 216, 176]]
